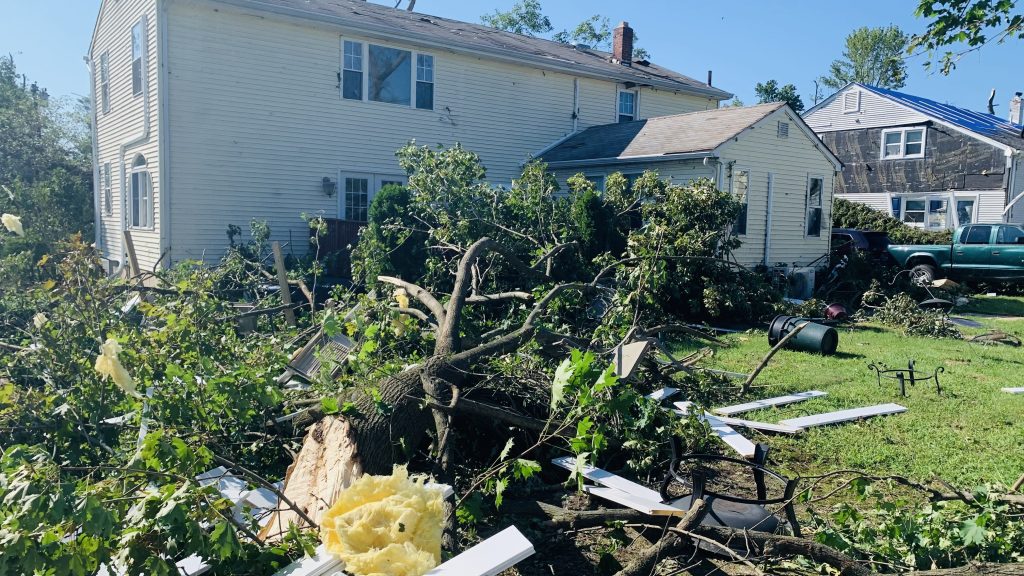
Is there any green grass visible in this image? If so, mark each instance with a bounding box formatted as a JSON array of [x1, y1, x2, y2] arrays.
[[957, 294, 1024, 317], [672, 316, 1024, 487]]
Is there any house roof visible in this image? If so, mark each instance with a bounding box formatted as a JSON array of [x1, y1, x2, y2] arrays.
[[807, 82, 1024, 152], [538, 102, 786, 165], [214, 0, 733, 100]]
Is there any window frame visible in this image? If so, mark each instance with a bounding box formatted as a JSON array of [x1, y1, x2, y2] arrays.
[[99, 52, 110, 114], [415, 53, 434, 110], [617, 89, 637, 123], [962, 225, 993, 245], [805, 175, 824, 238], [731, 167, 749, 236], [131, 18, 145, 98], [584, 174, 605, 193], [103, 162, 113, 216], [842, 90, 861, 114], [339, 172, 408, 222], [880, 127, 926, 160], [777, 121, 789, 139], [128, 155, 153, 230], [340, 38, 435, 110]]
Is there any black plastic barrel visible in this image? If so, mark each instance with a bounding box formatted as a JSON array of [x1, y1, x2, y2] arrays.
[[767, 315, 838, 355]]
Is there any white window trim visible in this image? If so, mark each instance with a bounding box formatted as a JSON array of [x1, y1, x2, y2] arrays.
[[842, 90, 861, 114], [103, 162, 113, 216], [338, 172, 408, 221], [880, 126, 926, 160], [617, 89, 638, 122], [128, 158, 153, 230], [804, 174, 825, 238], [731, 167, 750, 237], [340, 38, 435, 111], [896, 193, 979, 230], [99, 52, 110, 114], [130, 18, 146, 98]]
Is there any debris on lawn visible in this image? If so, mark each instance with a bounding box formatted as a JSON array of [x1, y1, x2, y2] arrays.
[[777, 403, 907, 429], [1004, 387, 1024, 394], [869, 360, 944, 396], [767, 315, 838, 355], [968, 330, 1022, 347], [712, 390, 827, 416]]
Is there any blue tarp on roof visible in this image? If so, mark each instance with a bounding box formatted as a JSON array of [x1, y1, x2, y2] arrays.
[[859, 83, 1024, 150]]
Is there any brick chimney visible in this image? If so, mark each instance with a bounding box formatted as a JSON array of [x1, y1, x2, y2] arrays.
[[613, 21, 633, 66], [1010, 92, 1023, 125]]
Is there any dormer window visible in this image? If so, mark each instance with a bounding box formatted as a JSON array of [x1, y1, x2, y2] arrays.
[[842, 90, 860, 113], [881, 127, 926, 159], [618, 90, 636, 123]]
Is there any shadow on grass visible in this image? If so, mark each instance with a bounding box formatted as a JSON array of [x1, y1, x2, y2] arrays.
[[831, 351, 865, 360]]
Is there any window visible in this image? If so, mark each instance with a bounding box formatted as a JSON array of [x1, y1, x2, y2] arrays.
[[131, 19, 145, 97], [587, 174, 605, 192], [880, 127, 926, 159], [343, 176, 370, 222], [732, 168, 749, 235], [842, 91, 860, 113], [963, 225, 992, 244], [902, 199, 926, 224], [956, 200, 974, 225], [99, 52, 110, 114], [375, 175, 407, 191], [416, 54, 434, 110], [805, 176, 823, 237], [618, 90, 636, 123], [927, 199, 948, 229], [103, 163, 112, 216], [129, 155, 151, 228], [997, 225, 1024, 244], [777, 121, 789, 138], [890, 197, 902, 219], [342, 40, 363, 100], [368, 44, 411, 105]]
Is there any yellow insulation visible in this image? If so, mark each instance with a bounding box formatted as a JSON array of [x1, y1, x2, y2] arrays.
[[321, 466, 443, 576]]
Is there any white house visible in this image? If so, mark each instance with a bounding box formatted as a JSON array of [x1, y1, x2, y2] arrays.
[[804, 83, 1024, 231], [540, 103, 844, 268], [88, 0, 732, 272]]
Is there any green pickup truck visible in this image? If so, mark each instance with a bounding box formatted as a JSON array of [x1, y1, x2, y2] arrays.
[[887, 223, 1024, 283]]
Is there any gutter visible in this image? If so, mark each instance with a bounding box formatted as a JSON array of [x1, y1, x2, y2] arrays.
[[212, 0, 732, 100], [85, 55, 102, 253], [118, 14, 153, 271], [543, 151, 716, 170]]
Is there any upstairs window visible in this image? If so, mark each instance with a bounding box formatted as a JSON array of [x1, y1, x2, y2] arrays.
[[732, 168, 749, 235], [103, 163, 112, 216], [618, 90, 636, 123], [415, 54, 434, 110], [342, 40, 363, 100], [129, 154, 152, 229], [99, 52, 110, 114], [806, 176, 823, 237], [131, 19, 145, 97], [881, 127, 925, 159], [342, 40, 433, 109]]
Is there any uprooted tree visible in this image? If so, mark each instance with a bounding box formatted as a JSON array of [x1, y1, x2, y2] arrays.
[[2, 142, 1023, 575]]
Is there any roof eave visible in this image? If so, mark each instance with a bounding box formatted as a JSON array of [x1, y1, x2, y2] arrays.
[[214, 0, 732, 99], [544, 151, 716, 169]]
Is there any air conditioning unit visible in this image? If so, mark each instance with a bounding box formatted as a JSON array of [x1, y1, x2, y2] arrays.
[[787, 267, 816, 300]]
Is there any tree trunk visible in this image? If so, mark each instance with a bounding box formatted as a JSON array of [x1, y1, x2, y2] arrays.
[[914, 565, 1024, 576]]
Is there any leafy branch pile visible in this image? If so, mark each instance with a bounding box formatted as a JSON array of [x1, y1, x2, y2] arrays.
[[832, 197, 952, 245]]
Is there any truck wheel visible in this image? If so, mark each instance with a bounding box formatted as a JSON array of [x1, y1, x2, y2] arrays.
[[910, 263, 937, 285]]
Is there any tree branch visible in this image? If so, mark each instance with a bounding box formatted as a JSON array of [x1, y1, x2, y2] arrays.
[[377, 276, 447, 325], [465, 291, 533, 304]]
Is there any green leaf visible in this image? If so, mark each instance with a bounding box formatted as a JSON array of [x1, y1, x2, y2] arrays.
[[959, 517, 987, 546], [494, 478, 507, 508], [321, 397, 339, 415], [550, 357, 573, 410], [210, 522, 240, 559], [498, 437, 515, 461]]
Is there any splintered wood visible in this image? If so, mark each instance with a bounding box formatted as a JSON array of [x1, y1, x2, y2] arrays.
[[259, 416, 363, 541]]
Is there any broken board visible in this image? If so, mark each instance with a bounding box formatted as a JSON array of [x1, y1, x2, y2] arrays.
[[645, 387, 679, 402], [584, 486, 690, 516], [271, 545, 342, 576], [779, 403, 907, 429], [711, 415, 801, 435], [1003, 387, 1024, 394], [424, 525, 535, 575], [551, 456, 663, 501], [613, 340, 652, 380], [673, 402, 757, 458], [713, 390, 827, 416]]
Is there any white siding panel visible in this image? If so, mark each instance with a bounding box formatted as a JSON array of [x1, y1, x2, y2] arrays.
[[165, 2, 715, 262], [1010, 157, 1024, 223], [976, 190, 1009, 223], [804, 86, 928, 133], [718, 108, 836, 267], [835, 193, 891, 213], [639, 87, 717, 118], [91, 0, 161, 270]]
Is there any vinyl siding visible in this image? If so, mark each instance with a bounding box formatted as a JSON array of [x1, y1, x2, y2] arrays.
[[164, 1, 716, 262], [717, 108, 835, 267], [1010, 157, 1024, 223], [639, 86, 718, 118], [843, 190, 1006, 228], [91, 0, 161, 270], [804, 86, 928, 132]]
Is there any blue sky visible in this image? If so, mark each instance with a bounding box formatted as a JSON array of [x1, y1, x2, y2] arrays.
[[2, 0, 1021, 117]]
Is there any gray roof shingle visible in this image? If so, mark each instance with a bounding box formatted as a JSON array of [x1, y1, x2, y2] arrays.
[[539, 102, 785, 164], [221, 0, 732, 99]]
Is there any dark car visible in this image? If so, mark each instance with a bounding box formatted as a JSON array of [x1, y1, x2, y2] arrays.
[[831, 228, 892, 260]]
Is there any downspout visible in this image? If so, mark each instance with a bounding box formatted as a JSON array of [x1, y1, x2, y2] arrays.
[[118, 13, 152, 271], [85, 55, 102, 253], [157, 0, 171, 265], [764, 173, 773, 266]]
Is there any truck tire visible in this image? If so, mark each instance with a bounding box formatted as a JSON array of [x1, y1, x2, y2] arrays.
[[910, 263, 937, 285]]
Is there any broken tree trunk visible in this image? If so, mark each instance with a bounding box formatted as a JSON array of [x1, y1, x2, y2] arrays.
[[914, 565, 1024, 576]]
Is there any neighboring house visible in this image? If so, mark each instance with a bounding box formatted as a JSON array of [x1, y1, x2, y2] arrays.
[[540, 102, 843, 268], [804, 83, 1024, 231], [88, 0, 731, 272]]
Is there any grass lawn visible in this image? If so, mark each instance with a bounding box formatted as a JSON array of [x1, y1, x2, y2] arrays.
[[957, 293, 1024, 317], [672, 315, 1024, 488]]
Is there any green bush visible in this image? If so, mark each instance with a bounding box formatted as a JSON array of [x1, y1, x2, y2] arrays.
[[832, 198, 952, 245]]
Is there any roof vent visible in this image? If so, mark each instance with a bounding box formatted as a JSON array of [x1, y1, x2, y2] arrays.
[[778, 121, 790, 139], [573, 43, 591, 51]]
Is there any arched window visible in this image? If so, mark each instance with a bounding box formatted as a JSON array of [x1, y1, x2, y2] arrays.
[[130, 154, 152, 228]]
